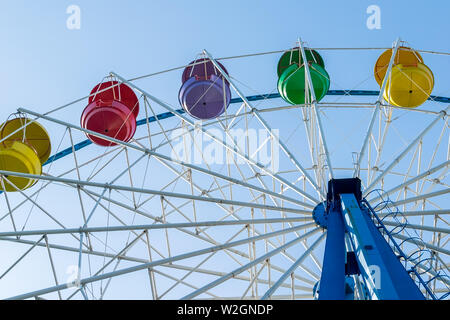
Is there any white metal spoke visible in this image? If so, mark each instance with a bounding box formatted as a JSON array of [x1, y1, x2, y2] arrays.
[[181, 228, 321, 300], [364, 106, 449, 194], [297, 39, 334, 180], [110, 73, 320, 204], [354, 38, 401, 177], [6, 223, 315, 300], [261, 233, 325, 300]]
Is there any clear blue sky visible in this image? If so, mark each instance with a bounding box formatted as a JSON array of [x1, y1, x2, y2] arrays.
[[0, 0, 449, 120], [0, 0, 448, 299]]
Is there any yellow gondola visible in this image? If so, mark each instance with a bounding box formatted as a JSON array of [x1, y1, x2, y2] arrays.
[[0, 117, 51, 164], [0, 141, 41, 191], [383, 63, 434, 108], [374, 46, 423, 86], [0, 117, 50, 192]]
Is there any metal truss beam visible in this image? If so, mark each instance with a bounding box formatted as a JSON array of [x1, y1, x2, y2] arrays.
[[0, 217, 313, 238], [18, 107, 311, 209], [6, 223, 314, 300], [182, 228, 322, 300], [0, 169, 310, 215], [341, 193, 425, 300]]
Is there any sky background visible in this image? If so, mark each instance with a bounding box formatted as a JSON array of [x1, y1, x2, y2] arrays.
[[0, 0, 448, 300], [0, 0, 449, 120]]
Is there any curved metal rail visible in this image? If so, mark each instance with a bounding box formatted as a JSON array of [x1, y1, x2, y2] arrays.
[[363, 190, 450, 300], [42, 90, 450, 167]]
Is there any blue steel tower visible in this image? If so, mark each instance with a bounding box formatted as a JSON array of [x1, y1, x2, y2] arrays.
[[313, 178, 431, 300]]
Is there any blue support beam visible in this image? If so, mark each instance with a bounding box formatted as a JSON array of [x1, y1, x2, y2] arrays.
[[317, 179, 427, 300], [318, 204, 346, 300], [340, 193, 425, 300]]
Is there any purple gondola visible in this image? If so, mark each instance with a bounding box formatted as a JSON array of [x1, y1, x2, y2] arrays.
[[179, 74, 231, 120], [182, 58, 229, 83]]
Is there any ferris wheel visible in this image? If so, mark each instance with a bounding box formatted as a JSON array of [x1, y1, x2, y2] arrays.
[[0, 38, 448, 300]]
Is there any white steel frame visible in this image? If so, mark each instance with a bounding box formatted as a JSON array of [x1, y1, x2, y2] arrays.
[[0, 39, 448, 300]]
